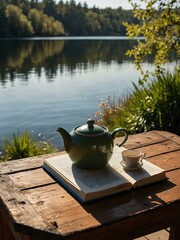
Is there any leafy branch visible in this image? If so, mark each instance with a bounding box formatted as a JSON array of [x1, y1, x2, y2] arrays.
[[124, 0, 180, 82]]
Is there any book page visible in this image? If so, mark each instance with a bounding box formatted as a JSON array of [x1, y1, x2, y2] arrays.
[[43, 148, 132, 194], [109, 146, 166, 187], [43, 146, 166, 200], [120, 160, 166, 187]]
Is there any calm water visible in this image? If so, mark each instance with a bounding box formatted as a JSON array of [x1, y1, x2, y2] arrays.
[[0, 37, 176, 149]]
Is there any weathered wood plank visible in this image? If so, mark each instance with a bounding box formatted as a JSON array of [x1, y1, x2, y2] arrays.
[[135, 229, 169, 240], [0, 210, 15, 240], [134, 236, 146, 240], [121, 131, 169, 149], [0, 152, 61, 175], [0, 175, 61, 238], [154, 131, 180, 145], [133, 140, 180, 158], [9, 168, 55, 190], [145, 150, 180, 171], [20, 170, 179, 237], [14, 232, 32, 240], [57, 202, 180, 240], [169, 223, 180, 240], [0, 210, 5, 240], [123, 131, 180, 152], [0, 131, 179, 240]]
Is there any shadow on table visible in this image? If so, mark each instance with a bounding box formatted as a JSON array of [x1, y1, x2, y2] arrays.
[[82, 179, 175, 224]]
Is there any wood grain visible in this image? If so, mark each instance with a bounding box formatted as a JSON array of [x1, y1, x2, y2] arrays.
[[0, 130, 179, 240]]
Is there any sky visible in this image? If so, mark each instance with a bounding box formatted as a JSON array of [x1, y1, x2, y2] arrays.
[[56, 0, 133, 10]]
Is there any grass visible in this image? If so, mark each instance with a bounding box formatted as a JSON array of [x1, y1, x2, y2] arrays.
[[0, 131, 57, 161], [96, 68, 180, 135]]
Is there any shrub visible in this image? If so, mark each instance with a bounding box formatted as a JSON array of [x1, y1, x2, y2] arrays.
[[0, 131, 57, 161], [96, 68, 180, 135]]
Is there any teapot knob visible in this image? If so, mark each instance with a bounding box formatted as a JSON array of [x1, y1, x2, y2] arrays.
[[87, 119, 95, 129]]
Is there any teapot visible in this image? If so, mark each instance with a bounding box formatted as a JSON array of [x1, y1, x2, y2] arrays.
[[56, 119, 128, 169]]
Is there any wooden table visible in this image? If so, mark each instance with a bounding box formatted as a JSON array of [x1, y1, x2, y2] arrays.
[[0, 130, 180, 240]]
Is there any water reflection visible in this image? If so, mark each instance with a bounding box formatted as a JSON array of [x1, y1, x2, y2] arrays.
[[0, 38, 177, 149], [0, 39, 140, 84]]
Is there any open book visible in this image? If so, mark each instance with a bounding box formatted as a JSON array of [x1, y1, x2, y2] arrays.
[[42, 146, 166, 203]]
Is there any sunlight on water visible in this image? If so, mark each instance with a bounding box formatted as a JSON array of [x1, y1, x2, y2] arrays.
[[0, 62, 138, 147], [0, 39, 177, 149]]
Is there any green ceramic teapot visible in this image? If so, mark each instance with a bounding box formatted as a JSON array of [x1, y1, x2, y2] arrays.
[[56, 119, 128, 169]]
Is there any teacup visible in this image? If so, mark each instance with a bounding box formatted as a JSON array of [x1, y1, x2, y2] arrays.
[[122, 149, 146, 168]]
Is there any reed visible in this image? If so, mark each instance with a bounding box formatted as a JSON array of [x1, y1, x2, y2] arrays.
[[96, 68, 180, 135]]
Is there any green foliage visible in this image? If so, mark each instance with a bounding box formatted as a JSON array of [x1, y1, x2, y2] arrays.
[[124, 0, 180, 79], [97, 68, 180, 135], [0, 0, 136, 37], [0, 1, 9, 36], [86, 11, 101, 35], [28, 8, 64, 36], [6, 4, 34, 37], [28, 8, 42, 34], [0, 131, 57, 161]]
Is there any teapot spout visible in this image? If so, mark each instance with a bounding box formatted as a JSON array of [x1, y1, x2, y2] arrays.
[[56, 127, 72, 153]]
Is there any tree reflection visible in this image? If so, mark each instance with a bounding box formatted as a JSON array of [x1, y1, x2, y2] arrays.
[[0, 39, 151, 84]]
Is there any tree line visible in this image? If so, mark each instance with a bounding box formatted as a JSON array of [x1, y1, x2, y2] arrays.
[[0, 0, 138, 37]]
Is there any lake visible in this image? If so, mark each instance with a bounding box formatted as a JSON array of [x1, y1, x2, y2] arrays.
[[0, 37, 177, 150]]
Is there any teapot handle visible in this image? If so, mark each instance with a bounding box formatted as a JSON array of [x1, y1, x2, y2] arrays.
[[111, 128, 128, 147]]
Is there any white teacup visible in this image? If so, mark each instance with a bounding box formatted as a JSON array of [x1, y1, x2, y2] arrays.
[[122, 149, 146, 168]]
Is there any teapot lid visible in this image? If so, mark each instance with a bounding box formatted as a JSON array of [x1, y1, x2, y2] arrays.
[[74, 119, 108, 137]]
